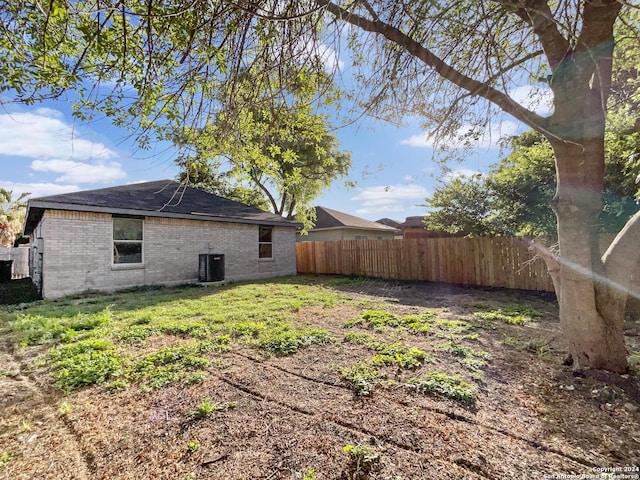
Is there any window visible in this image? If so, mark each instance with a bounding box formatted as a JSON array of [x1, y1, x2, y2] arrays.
[[113, 217, 143, 264], [355, 235, 368, 240], [259, 226, 273, 259]]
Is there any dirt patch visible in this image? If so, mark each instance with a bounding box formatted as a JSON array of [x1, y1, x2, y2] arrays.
[[1, 278, 639, 479]]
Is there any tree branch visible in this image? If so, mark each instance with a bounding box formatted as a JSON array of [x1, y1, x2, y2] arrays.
[[602, 209, 640, 296], [509, 0, 571, 69], [316, 0, 550, 133]]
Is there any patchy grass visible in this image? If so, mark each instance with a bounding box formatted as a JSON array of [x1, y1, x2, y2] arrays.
[[340, 362, 385, 396], [2, 276, 638, 479], [409, 373, 477, 405], [473, 304, 543, 325]]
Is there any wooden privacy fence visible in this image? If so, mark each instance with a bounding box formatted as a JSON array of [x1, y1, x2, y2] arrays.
[[295, 237, 556, 292]]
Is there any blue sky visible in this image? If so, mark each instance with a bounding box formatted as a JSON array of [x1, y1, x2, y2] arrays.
[[0, 100, 522, 222]]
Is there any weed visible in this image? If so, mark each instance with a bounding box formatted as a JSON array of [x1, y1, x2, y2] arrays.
[[340, 363, 384, 396], [0, 451, 12, 468], [459, 357, 488, 372], [50, 339, 123, 393], [501, 334, 520, 346], [302, 466, 317, 480], [10, 308, 112, 347], [187, 440, 201, 453], [343, 444, 380, 477], [20, 419, 32, 432], [224, 321, 267, 338], [409, 373, 477, 404], [104, 379, 128, 393], [343, 331, 378, 345], [191, 398, 215, 419], [190, 399, 236, 419], [58, 401, 72, 416], [437, 340, 489, 360], [184, 372, 207, 385], [371, 343, 433, 369], [435, 319, 474, 334], [115, 325, 160, 343], [473, 304, 542, 325], [133, 341, 219, 389], [258, 329, 334, 356], [346, 309, 437, 334]]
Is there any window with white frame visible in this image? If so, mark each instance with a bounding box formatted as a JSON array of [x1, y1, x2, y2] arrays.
[[259, 226, 273, 259], [355, 235, 368, 240], [113, 217, 143, 264]]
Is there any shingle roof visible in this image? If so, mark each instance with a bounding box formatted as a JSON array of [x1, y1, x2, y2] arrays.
[[312, 206, 397, 231], [24, 180, 299, 234], [399, 216, 428, 228], [375, 218, 401, 228]]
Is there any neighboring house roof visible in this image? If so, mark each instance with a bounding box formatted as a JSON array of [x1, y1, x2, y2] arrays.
[[24, 180, 300, 235], [399, 216, 428, 228], [310, 206, 397, 232], [375, 218, 401, 228]]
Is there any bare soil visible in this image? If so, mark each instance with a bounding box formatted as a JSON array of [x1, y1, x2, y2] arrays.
[[1, 279, 639, 480]]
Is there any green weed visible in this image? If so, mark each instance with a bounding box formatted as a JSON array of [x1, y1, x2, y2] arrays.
[[50, 339, 123, 393], [345, 309, 437, 334], [524, 339, 551, 357], [133, 340, 226, 389], [190, 398, 236, 419], [187, 440, 201, 452], [302, 466, 317, 480], [0, 451, 12, 468], [409, 373, 477, 404], [10, 308, 112, 347], [115, 325, 160, 343], [58, 400, 72, 416], [371, 343, 433, 369], [437, 340, 489, 360], [340, 363, 384, 396], [343, 444, 380, 477], [500, 334, 520, 346], [258, 329, 334, 356], [473, 304, 542, 325]]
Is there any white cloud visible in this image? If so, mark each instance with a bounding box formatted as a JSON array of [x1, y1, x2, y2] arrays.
[[0, 181, 81, 200], [400, 121, 520, 150], [352, 184, 429, 214], [0, 110, 118, 161], [31, 159, 126, 183]]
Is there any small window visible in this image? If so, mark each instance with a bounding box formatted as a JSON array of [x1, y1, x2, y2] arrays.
[[355, 235, 368, 240], [259, 226, 273, 259], [113, 217, 143, 264]]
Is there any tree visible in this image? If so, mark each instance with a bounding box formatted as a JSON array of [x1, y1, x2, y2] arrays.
[[423, 175, 499, 237], [2, 1, 639, 372], [175, 70, 351, 232], [0, 190, 30, 247]]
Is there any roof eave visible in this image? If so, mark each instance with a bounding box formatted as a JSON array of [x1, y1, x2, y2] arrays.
[[24, 201, 300, 234]]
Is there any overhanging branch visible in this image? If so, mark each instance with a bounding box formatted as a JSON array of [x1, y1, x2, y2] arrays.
[[316, 0, 550, 133]]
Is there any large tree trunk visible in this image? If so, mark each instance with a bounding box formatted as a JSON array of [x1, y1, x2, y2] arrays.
[[550, 141, 629, 372]]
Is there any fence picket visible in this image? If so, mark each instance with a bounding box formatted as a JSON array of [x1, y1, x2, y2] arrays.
[[296, 237, 557, 292]]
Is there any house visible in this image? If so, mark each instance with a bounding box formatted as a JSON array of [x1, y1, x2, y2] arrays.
[[399, 216, 457, 239], [375, 218, 403, 238], [297, 206, 397, 242], [23, 180, 300, 299]]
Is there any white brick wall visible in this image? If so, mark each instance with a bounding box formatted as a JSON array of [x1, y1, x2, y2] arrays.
[[37, 210, 297, 298]]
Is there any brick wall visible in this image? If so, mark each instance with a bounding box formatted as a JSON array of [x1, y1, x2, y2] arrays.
[[37, 210, 297, 298]]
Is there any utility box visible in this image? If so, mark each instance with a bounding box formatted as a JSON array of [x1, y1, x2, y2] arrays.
[[0, 260, 12, 283], [198, 254, 225, 282]]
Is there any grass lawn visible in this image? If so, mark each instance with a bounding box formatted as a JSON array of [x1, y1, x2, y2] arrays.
[[0, 275, 638, 479]]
